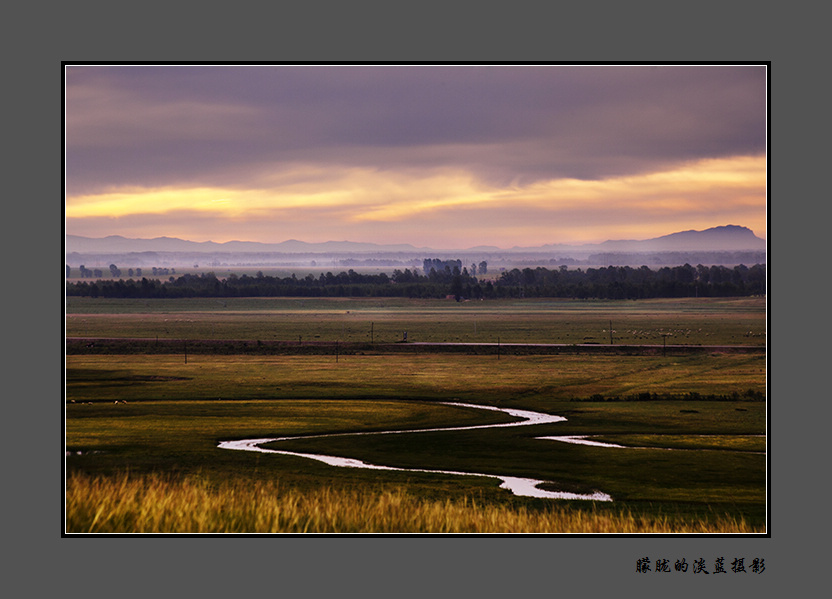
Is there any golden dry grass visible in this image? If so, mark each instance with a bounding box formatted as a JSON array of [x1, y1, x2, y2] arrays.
[[66, 472, 762, 534]]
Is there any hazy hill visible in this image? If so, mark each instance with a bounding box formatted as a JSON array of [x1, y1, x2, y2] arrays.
[[592, 225, 766, 252], [64, 235, 431, 254], [66, 225, 765, 255], [65, 226, 766, 271]]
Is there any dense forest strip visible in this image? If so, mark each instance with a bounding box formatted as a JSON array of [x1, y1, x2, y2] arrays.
[[65, 263, 766, 300]]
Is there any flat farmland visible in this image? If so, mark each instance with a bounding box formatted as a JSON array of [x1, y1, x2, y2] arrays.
[[66, 296, 766, 346], [65, 352, 766, 404], [64, 296, 767, 533]]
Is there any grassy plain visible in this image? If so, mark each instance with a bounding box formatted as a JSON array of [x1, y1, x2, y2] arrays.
[[65, 296, 766, 346], [65, 297, 767, 534]]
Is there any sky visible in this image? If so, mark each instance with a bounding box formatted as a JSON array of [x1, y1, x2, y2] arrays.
[[65, 64, 767, 249]]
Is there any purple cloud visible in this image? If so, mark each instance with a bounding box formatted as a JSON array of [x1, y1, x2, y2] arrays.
[[66, 64, 766, 194]]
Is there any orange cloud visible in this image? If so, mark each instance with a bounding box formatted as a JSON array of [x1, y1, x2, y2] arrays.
[[65, 154, 766, 246]]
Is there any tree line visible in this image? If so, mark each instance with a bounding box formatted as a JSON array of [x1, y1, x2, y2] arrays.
[[65, 262, 765, 300], [69, 264, 176, 279]]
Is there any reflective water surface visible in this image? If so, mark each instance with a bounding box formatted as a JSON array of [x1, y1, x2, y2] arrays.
[[218, 402, 613, 501]]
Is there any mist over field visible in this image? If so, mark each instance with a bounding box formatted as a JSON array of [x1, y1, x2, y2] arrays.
[[65, 224, 766, 273]]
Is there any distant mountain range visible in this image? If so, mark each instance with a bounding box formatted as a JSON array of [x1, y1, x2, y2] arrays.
[[581, 224, 766, 253], [66, 225, 766, 255], [65, 235, 431, 254]]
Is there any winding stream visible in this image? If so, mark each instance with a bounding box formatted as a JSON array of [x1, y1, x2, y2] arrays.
[[218, 402, 613, 501]]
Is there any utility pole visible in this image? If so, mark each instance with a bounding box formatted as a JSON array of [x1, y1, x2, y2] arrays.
[[371, 322, 374, 345], [497, 336, 501, 360], [609, 320, 613, 345], [661, 333, 670, 357]]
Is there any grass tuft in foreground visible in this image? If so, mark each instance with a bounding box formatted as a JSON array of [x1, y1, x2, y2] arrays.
[[66, 472, 761, 534]]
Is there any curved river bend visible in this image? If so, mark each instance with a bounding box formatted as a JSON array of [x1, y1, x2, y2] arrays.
[[219, 402, 612, 502]]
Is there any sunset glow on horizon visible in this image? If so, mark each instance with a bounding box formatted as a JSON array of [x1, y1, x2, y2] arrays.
[[65, 64, 767, 249]]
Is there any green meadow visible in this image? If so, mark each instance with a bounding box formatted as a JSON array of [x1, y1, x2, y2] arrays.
[[65, 297, 767, 534]]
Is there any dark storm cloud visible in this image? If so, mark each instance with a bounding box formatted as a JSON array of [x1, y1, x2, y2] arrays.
[[65, 64, 766, 195]]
